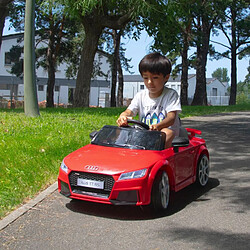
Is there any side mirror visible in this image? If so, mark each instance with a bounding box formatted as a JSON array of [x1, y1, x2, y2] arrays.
[[172, 137, 189, 153], [89, 130, 99, 140]]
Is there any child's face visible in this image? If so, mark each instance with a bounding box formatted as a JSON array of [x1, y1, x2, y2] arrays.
[[142, 71, 170, 98]]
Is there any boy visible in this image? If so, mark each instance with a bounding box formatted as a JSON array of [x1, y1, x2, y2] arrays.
[[116, 52, 181, 148]]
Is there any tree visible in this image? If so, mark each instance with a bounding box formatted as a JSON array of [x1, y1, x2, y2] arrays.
[[24, 0, 39, 117], [99, 25, 136, 107], [8, 0, 79, 107], [0, 0, 13, 50], [144, 0, 194, 105], [61, 0, 150, 107], [212, 68, 230, 82], [191, 0, 227, 106], [212, 0, 250, 105]]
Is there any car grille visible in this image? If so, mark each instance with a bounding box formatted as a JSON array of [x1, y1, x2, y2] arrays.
[[69, 171, 115, 198]]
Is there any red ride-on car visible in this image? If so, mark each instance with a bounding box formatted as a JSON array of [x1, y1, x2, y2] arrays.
[[58, 119, 209, 212]]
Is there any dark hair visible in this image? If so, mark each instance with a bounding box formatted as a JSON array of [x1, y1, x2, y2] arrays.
[[139, 52, 172, 76]]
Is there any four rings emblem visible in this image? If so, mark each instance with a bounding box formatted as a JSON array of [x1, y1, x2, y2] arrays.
[[85, 165, 99, 171]]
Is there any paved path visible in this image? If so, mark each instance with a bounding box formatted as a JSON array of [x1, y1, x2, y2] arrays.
[[1, 112, 250, 250]]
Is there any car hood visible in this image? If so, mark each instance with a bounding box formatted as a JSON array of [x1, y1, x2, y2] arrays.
[[64, 144, 166, 175]]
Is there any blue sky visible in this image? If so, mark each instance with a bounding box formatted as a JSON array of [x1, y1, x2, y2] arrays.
[[3, 20, 248, 83]]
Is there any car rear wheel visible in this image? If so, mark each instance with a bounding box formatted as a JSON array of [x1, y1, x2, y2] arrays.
[[196, 155, 209, 187], [152, 171, 170, 212]]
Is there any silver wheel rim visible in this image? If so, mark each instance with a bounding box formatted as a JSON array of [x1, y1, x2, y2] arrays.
[[160, 172, 169, 209], [198, 155, 209, 186]]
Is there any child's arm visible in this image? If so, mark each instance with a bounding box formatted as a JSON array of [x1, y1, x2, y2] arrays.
[[116, 109, 134, 127], [150, 111, 176, 131]]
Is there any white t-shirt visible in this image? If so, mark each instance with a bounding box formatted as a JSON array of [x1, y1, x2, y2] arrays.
[[128, 87, 182, 135]]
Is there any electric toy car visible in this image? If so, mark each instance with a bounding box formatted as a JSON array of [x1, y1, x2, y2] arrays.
[[58, 119, 209, 211]]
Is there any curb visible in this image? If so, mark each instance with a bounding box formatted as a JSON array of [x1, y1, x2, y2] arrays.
[[0, 182, 58, 231]]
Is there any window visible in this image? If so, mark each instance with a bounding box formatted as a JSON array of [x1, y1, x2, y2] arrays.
[[212, 88, 217, 96], [55, 86, 60, 92], [4, 52, 12, 65], [140, 85, 144, 90], [38, 85, 44, 91]]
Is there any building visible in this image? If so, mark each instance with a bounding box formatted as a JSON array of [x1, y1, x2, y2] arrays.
[[122, 74, 229, 106], [0, 33, 111, 107]]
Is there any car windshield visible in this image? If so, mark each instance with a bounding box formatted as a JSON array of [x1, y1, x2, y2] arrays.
[[91, 126, 165, 151]]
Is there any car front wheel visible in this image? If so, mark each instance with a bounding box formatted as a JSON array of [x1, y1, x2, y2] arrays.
[[196, 155, 209, 187], [151, 171, 170, 212]]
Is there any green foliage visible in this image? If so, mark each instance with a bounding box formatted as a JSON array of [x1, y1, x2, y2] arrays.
[[8, 45, 23, 77], [212, 68, 230, 82], [236, 92, 249, 104], [62, 0, 150, 17], [212, 0, 250, 60]]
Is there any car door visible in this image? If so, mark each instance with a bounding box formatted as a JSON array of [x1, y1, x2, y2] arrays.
[[174, 146, 194, 185]]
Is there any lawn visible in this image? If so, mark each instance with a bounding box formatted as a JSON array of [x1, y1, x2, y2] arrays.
[[1, 104, 250, 218]]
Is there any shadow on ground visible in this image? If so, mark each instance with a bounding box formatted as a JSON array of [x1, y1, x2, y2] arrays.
[[158, 226, 250, 250], [65, 177, 219, 221]]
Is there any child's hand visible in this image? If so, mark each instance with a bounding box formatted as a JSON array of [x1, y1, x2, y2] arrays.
[[149, 123, 160, 131], [149, 124, 159, 131], [116, 110, 133, 127], [116, 115, 131, 127]]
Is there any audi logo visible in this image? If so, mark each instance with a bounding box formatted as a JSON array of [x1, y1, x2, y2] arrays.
[[85, 165, 99, 171]]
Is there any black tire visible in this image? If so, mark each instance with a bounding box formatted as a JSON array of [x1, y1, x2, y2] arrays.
[[151, 171, 170, 212], [196, 155, 209, 187]]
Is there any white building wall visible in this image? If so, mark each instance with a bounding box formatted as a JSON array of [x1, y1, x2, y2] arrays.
[[0, 90, 10, 96], [59, 86, 68, 104], [90, 87, 110, 107], [187, 77, 196, 100], [37, 86, 46, 102], [165, 82, 181, 95], [207, 79, 226, 96], [123, 82, 143, 99]]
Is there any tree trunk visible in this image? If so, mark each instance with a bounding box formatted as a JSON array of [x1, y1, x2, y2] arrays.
[[117, 53, 124, 107], [0, 0, 13, 50], [46, 54, 56, 107], [46, 25, 56, 107], [110, 30, 119, 107], [180, 35, 189, 105], [46, 6, 64, 108], [192, 18, 210, 106], [0, 5, 7, 50], [23, 0, 39, 116], [229, 6, 237, 105], [74, 19, 103, 107], [192, 54, 208, 105]]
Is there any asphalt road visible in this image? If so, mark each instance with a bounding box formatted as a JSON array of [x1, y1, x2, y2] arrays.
[[1, 112, 250, 250]]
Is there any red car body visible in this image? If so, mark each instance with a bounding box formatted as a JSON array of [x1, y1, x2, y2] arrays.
[[58, 124, 209, 209]]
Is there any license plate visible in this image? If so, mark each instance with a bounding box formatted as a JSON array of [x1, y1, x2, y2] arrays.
[[77, 178, 104, 190]]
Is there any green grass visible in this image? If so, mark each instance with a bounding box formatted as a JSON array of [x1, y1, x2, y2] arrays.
[[0, 104, 250, 218]]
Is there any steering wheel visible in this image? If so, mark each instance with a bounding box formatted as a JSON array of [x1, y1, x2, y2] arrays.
[[127, 119, 149, 130]]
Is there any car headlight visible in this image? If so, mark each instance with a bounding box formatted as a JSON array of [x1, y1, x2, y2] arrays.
[[60, 161, 68, 174], [119, 169, 147, 180]]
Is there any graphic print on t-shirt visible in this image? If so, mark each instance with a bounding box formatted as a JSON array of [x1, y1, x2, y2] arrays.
[[142, 112, 165, 126]]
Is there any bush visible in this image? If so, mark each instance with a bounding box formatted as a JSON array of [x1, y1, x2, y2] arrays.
[[236, 92, 250, 104]]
